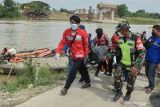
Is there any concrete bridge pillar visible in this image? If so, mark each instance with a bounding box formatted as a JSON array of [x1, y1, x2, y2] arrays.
[[111, 9, 115, 21], [97, 3, 117, 21]]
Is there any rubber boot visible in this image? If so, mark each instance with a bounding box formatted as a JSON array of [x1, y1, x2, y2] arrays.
[[123, 91, 132, 101], [112, 90, 123, 102]]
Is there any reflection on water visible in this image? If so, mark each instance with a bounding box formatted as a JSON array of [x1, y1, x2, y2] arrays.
[[0, 20, 153, 50]]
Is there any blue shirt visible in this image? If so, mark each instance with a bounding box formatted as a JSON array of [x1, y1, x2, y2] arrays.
[[145, 35, 160, 64]]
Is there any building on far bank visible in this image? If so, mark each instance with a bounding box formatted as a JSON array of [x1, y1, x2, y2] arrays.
[[49, 2, 117, 22]]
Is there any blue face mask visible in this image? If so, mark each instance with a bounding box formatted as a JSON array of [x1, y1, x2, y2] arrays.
[[71, 24, 78, 31]]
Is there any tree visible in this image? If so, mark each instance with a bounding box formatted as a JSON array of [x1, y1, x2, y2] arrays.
[[0, 4, 5, 17], [3, 0, 20, 18], [21, 1, 50, 18], [117, 4, 129, 17], [136, 10, 145, 14], [4, 0, 14, 11]]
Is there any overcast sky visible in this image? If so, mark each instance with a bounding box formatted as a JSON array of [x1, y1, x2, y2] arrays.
[[7, 0, 160, 13]]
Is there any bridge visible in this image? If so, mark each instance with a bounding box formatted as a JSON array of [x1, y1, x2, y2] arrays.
[[97, 2, 117, 21]]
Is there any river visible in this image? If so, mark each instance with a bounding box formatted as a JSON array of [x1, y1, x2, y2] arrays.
[[0, 20, 152, 50]]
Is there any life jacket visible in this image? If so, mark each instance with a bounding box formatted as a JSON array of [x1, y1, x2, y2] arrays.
[[118, 32, 136, 66], [95, 33, 109, 46], [112, 32, 120, 49], [118, 38, 135, 66]]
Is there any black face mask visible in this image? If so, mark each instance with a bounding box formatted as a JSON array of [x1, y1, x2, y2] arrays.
[[97, 33, 102, 38], [152, 32, 156, 37]]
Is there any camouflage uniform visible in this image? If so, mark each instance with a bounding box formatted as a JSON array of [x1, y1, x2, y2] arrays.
[[113, 21, 145, 102]]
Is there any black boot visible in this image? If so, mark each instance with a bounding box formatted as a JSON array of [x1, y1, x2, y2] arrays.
[[112, 90, 123, 102], [123, 91, 132, 101]]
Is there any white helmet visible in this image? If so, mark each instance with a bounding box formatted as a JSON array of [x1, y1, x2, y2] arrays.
[[7, 48, 16, 55]]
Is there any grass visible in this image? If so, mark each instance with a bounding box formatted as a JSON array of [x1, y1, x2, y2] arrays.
[[125, 17, 160, 25], [0, 59, 67, 92]]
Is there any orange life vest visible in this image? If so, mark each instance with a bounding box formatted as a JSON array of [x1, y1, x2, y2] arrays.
[[95, 33, 109, 46]]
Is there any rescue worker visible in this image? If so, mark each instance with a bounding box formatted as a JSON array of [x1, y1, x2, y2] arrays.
[[144, 25, 160, 94], [55, 15, 91, 95], [93, 28, 110, 76], [112, 21, 145, 102]]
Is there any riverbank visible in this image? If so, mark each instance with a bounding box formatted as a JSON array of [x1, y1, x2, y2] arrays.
[[0, 16, 159, 25]]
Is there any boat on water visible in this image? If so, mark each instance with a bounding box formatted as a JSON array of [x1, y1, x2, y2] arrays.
[[0, 48, 68, 74]]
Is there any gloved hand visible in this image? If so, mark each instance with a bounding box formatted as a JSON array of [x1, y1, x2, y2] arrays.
[[54, 54, 60, 60]]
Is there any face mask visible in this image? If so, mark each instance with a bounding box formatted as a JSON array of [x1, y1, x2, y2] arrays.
[[97, 34, 102, 39], [71, 24, 78, 31], [96, 32, 103, 38]]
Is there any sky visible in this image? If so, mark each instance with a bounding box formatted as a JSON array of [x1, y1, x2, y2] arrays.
[[6, 0, 160, 13]]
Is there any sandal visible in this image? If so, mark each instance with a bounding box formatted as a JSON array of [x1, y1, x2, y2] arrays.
[[60, 88, 67, 96], [81, 83, 91, 89]]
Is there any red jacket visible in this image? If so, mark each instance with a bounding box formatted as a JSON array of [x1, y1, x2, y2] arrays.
[[111, 32, 120, 49], [56, 28, 89, 60]]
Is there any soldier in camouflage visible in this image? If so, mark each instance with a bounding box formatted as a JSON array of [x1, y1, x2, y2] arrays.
[[112, 21, 145, 102]]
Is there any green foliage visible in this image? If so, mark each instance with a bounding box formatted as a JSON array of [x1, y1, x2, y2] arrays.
[[20, 59, 36, 84], [36, 66, 54, 86], [60, 8, 72, 13], [4, 0, 15, 11], [21, 1, 50, 17], [117, 4, 129, 17], [0, 4, 5, 17], [117, 4, 160, 20], [0, 59, 66, 93], [21, 1, 50, 11], [0, 82, 18, 92], [0, 0, 21, 18]]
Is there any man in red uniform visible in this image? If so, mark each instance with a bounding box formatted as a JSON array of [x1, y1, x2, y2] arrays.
[[55, 15, 91, 95]]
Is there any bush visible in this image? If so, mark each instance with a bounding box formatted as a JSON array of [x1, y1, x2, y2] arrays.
[[0, 58, 67, 92]]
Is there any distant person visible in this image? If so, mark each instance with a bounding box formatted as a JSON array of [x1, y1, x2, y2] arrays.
[[141, 31, 147, 45], [144, 25, 160, 94], [79, 25, 93, 50], [55, 15, 91, 95]]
